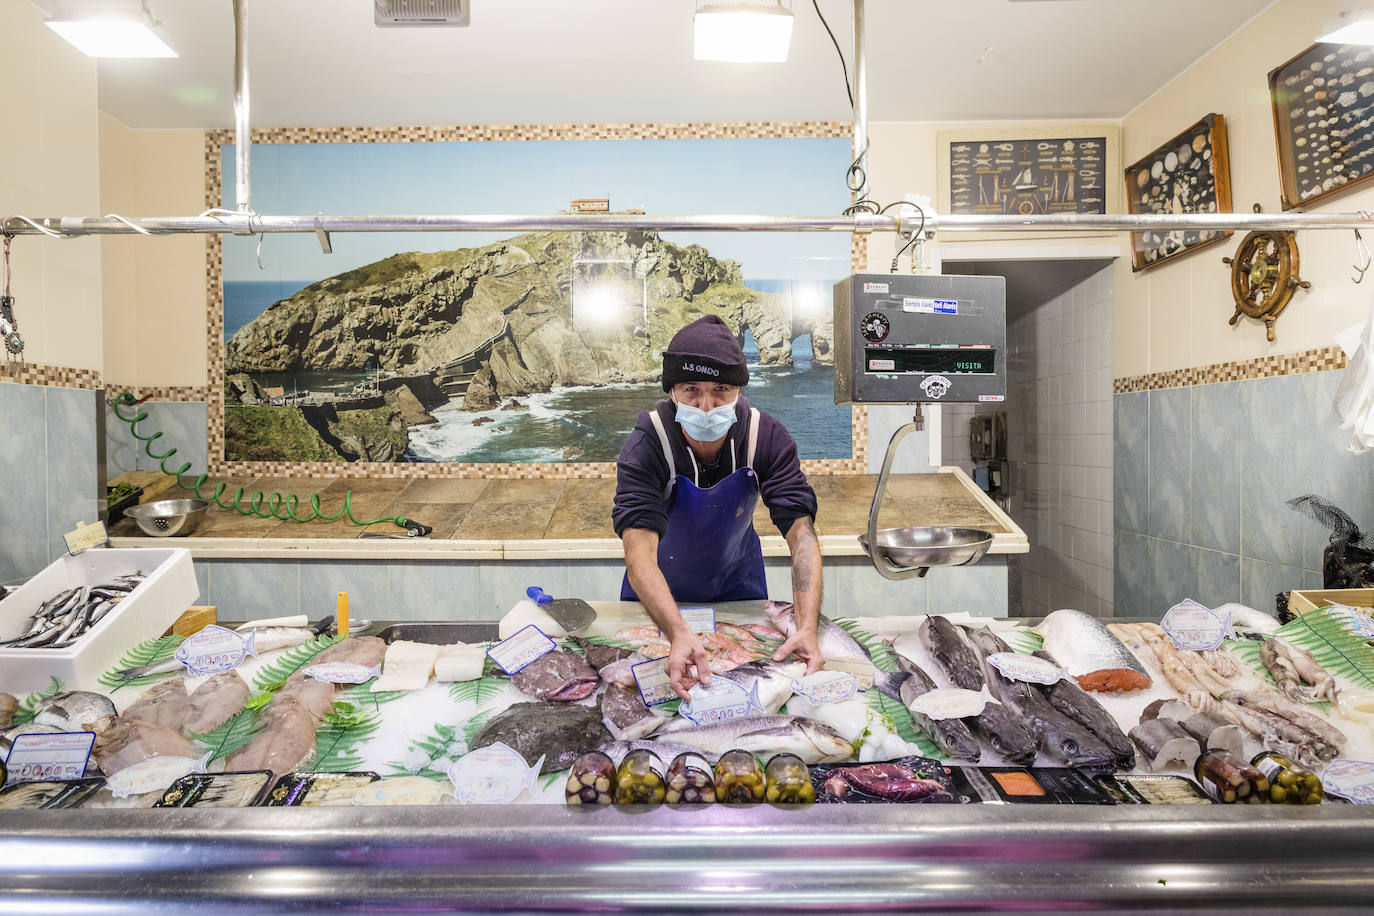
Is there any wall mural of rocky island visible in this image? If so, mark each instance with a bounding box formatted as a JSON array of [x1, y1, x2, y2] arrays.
[[223, 228, 848, 464]]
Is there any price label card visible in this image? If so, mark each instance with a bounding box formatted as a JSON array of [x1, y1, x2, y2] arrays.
[[822, 656, 876, 691], [1161, 599, 1234, 651], [4, 731, 94, 784], [632, 656, 676, 707], [988, 652, 1066, 685], [1321, 758, 1374, 804], [303, 662, 381, 684], [448, 743, 541, 805], [106, 752, 210, 798], [485, 624, 556, 675], [1327, 605, 1374, 640], [64, 520, 108, 555], [908, 688, 987, 721], [677, 606, 716, 635], [792, 670, 858, 705], [175, 625, 258, 677], [680, 679, 763, 726]]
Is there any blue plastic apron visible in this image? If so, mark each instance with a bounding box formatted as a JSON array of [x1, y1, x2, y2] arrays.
[[620, 406, 768, 604]]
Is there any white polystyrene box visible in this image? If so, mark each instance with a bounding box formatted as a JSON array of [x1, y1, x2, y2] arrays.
[[0, 548, 198, 695]]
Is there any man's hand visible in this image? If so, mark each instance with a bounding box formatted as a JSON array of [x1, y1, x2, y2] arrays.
[[667, 633, 712, 701], [773, 627, 824, 675]]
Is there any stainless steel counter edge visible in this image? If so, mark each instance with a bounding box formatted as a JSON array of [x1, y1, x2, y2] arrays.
[[1, 803, 1371, 913]]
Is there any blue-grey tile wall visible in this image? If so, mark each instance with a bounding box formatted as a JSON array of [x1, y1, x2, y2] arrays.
[[0, 382, 99, 586], [1114, 369, 1364, 618], [127, 402, 209, 476], [1112, 392, 1148, 535], [1146, 386, 1190, 543], [45, 387, 100, 561], [197, 555, 1005, 622]]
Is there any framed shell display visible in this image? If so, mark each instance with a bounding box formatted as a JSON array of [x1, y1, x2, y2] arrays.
[[1270, 42, 1374, 210], [1123, 113, 1233, 272], [936, 123, 1122, 241]]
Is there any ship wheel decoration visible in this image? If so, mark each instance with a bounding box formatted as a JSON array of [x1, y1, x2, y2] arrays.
[[1220, 205, 1311, 342]]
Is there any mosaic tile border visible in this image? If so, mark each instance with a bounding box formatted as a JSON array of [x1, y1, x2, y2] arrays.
[[0, 362, 103, 390], [104, 383, 211, 402], [205, 122, 868, 479], [1113, 345, 1349, 394]]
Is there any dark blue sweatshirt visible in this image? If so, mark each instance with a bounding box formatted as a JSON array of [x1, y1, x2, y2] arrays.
[[612, 395, 818, 538]]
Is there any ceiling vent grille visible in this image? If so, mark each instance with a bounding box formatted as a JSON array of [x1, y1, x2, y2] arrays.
[[375, 0, 471, 28]]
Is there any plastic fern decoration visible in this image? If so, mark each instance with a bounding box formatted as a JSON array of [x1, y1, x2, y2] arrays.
[[97, 634, 186, 689]]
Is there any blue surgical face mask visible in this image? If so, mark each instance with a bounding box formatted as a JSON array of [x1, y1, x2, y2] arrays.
[[674, 398, 738, 442]]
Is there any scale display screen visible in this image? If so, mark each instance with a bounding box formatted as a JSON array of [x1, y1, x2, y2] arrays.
[[864, 347, 996, 375]]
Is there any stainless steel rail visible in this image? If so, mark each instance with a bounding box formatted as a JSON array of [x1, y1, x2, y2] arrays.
[[0, 804, 1370, 913], [852, 0, 868, 205], [232, 0, 250, 214], [4, 210, 1373, 237]]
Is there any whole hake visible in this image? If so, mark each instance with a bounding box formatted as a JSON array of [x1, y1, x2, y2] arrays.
[[964, 626, 1117, 769], [1033, 649, 1135, 770], [890, 651, 981, 762], [917, 616, 985, 690]]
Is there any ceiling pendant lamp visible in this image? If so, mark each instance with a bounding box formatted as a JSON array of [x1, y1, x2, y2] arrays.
[[694, 1, 795, 63], [45, 0, 177, 59], [1317, 5, 1374, 45]]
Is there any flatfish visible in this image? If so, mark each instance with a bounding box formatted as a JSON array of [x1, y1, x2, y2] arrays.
[[511, 650, 599, 702], [472, 702, 611, 775]]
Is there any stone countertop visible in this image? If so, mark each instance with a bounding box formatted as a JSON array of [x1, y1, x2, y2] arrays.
[[108, 467, 1027, 560]]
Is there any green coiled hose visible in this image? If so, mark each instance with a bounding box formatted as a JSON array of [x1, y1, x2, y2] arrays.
[[112, 391, 430, 535]]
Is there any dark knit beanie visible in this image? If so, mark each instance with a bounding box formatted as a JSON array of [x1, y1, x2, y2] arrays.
[[661, 315, 750, 391]]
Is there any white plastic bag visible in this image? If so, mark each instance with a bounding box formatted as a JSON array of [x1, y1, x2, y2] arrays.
[[1334, 294, 1374, 453]]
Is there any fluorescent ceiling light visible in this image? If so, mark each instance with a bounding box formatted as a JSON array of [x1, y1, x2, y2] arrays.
[[45, 2, 177, 58], [1317, 7, 1374, 45], [694, 3, 794, 63]]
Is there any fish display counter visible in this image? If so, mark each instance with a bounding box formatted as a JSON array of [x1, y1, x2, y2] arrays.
[[3, 597, 1374, 912]]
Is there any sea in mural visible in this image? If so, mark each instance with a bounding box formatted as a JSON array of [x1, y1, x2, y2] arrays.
[[220, 137, 852, 464]]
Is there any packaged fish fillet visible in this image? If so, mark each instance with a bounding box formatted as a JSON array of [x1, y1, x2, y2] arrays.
[[1111, 774, 1213, 806], [664, 752, 715, 806], [811, 756, 968, 804], [265, 771, 380, 807], [764, 753, 813, 805], [155, 771, 274, 808], [1194, 751, 1269, 804], [0, 777, 104, 810], [1027, 768, 1115, 805], [1090, 774, 1147, 805], [566, 751, 616, 807], [714, 749, 765, 805], [613, 749, 666, 805], [1252, 751, 1323, 805]]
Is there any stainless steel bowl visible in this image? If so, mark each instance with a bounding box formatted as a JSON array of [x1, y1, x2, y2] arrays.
[[858, 526, 994, 570], [123, 498, 210, 537]]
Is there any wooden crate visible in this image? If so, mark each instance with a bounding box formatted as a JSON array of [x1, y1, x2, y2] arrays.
[[1289, 588, 1374, 616]]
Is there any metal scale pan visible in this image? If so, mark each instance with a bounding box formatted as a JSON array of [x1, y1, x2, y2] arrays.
[[833, 273, 1004, 580]]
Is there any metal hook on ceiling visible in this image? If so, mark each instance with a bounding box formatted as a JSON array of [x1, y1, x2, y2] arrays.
[[1353, 218, 1371, 284]]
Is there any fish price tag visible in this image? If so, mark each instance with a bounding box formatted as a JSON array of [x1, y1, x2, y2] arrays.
[[1326, 604, 1374, 640], [63, 520, 108, 555], [1321, 758, 1374, 804], [1161, 599, 1234, 651], [631, 656, 676, 707], [3, 731, 95, 784], [485, 624, 556, 675], [175, 624, 258, 677], [447, 743, 542, 805], [106, 752, 211, 798], [909, 688, 987, 721], [677, 606, 716, 635], [680, 678, 764, 725], [303, 661, 381, 684], [791, 670, 858, 704], [822, 656, 876, 691], [988, 652, 1066, 685]]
